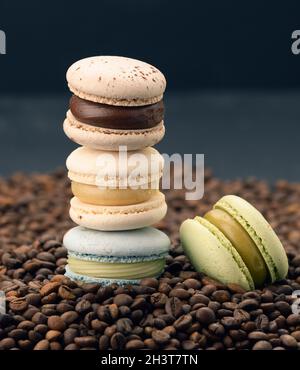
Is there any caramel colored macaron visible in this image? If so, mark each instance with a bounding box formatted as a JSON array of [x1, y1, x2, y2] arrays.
[[64, 56, 166, 150], [66, 146, 167, 231]]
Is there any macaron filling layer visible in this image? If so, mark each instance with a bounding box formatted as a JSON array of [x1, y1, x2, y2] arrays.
[[67, 256, 165, 279], [204, 209, 268, 287], [70, 95, 164, 130], [71, 181, 159, 206]]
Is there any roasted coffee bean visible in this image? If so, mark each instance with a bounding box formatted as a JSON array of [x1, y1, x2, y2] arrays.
[[165, 297, 183, 318], [8, 329, 27, 340], [47, 316, 66, 331], [208, 323, 225, 337], [32, 312, 47, 325], [113, 294, 133, 307], [152, 329, 170, 345], [248, 331, 269, 341], [252, 340, 272, 350], [151, 293, 168, 308], [286, 313, 300, 326], [9, 298, 28, 312], [74, 336, 97, 347], [196, 307, 216, 325], [190, 294, 210, 306], [280, 334, 298, 349], [169, 288, 190, 300], [61, 311, 79, 325], [126, 339, 144, 350], [33, 339, 49, 350], [40, 282, 60, 297], [221, 317, 240, 330], [116, 318, 133, 335], [75, 300, 92, 314], [110, 332, 126, 350], [212, 290, 231, 303], [58, 285, 76, 300], [173, 314, 192, 331], [63, 328, 78, 345], [255, 314, 269, 331], [238, 299, 259, 311], [140, 278, 159, 289]]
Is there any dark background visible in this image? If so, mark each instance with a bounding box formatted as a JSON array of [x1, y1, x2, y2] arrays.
[[1, 0, 300, 180]]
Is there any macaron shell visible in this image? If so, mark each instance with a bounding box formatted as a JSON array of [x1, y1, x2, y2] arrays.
[[66, 144, 164, 187], [69, 193, 167, 231], [180, 218, 254, 290], [215, 195, 288, 282], [63, 226, 170, 257], [63, 112, 165, 151], [66, 56, 166, 106]]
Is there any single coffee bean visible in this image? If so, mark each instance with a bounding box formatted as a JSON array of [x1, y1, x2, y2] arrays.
[[45, 330, 61, 342], [32, 312, 47, 325], [9, 298, 28, 312], [33, 339, 50, 350], [125, 339, 144, 350], [140, 278, 159, 289], [116, 318, 133, 335], [113, 294, 133, 307], [152, 329, 170, 345], [286, 313, 300, 326], [255, 314, 269, 331], [208, 323, 225, 337], [238, 299, 259, 311], [74, 336, 97, 347], [99, 335, 109, 350], [252, 340, 272, 350], [173, 314, 192, 331], [75, 299, 92, 314], [248, 331, 269, 341], [47, 316, 66, 331], [190, 294, 210, 306], [110, 332, 126, 350], [165, 297, 183, 318], [212, 290, 231, 303], [26, 293, 41, 306], [196, 307, 216, 325], [61, 311, 79, 325], [8, 329, 27, 340], [63, 328, 78, 345], [221, 317, 240, 330], [151, 293, 168, 308], [58, 285, 76, 300], [169, 288, 190, 300], [40, 282, 60, 297], [280, 334, 298, 349]]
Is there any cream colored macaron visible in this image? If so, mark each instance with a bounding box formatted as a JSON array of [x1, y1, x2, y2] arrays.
[[66, 56, 166, 106], [66, 146, 167, 230]]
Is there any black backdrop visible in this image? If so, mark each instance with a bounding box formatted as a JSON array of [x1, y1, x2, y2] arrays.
[[1, 0, 300, 92]]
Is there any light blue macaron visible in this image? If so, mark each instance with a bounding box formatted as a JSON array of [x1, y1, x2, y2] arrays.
[[63, 226, 170, 285]]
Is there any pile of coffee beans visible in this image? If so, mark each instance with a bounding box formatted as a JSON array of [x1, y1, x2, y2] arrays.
[[0, 169, 300, 350]]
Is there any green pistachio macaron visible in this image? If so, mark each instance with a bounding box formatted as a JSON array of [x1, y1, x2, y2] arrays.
[[180, 195, 288, 291]]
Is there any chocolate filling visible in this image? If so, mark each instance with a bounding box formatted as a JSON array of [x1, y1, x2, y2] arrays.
[[69, 95, 164, 130]]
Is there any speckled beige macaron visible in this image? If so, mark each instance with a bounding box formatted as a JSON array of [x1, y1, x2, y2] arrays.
[[66, 56, 166, 107], [64, 56, 166, 150]]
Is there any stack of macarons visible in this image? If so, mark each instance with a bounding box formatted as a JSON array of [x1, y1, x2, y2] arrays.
[[62, 56, 170, 285], [180, 195, 288, 291]]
